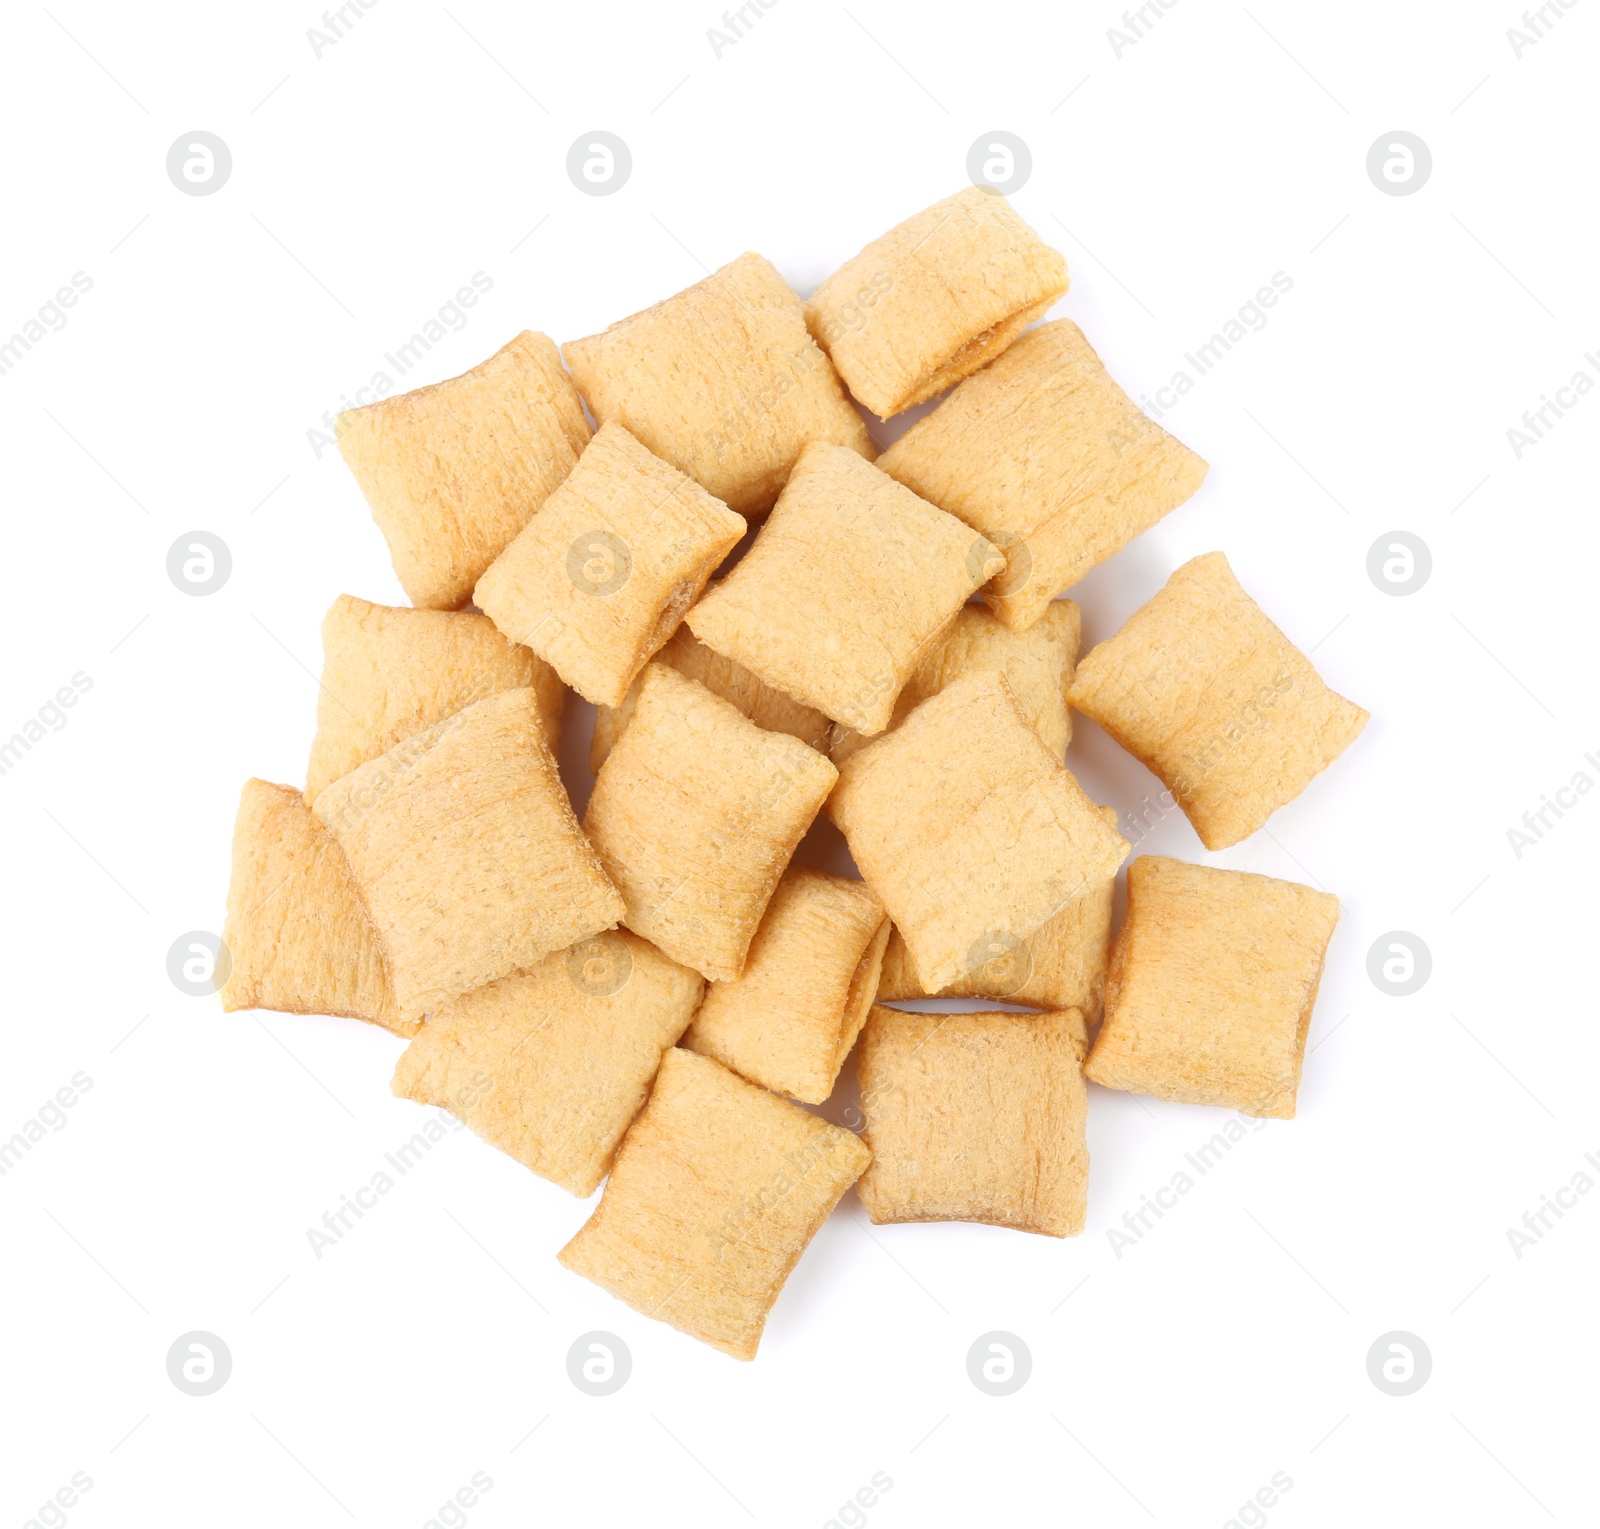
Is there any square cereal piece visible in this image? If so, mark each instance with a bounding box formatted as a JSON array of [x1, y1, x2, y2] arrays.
[[806, 186, 1069, 418], [337, 331, 591, 609], [878, 319, 1208, 630], [686, 442, 1004, 735], [589, 621, 832, 774], [828, 671, 1128, 993], [583, 663, 837, 981], [876, 804, 1117, 1018], [857, 1006, 1089, 1236], [683, 866, 889, 1104], [305, 594, 565, 799], [831, 599, 1080, 766], [220, 779, 410, 1035], [473, 424, 746, 708], [1067, 551, 1369, 849], [563, 252, 872, 518], [1084, 856, 1341, 1119], [391, 931, 703, 1196], [558, 1047, 871, 1359], [313, 688, 622, 1023]]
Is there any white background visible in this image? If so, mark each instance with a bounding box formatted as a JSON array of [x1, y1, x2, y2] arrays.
[[2, 1, 1596, 1525]]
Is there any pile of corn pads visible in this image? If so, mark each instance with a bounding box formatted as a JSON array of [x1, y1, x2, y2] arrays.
[[221, 187, 1365, 1360]]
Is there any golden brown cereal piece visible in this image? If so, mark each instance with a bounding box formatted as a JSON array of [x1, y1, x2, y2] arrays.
[[219, 779, 411, 1036], [589, 622, 832, 774], [830, 599, 1080, 766], [828, 671, 1128, 993], [563, 253, 871, 518], [682, 867, 889, 1104], [1084, 856, 1340, 1119], [1067, 552, 1369, 849], [876, 805, 1117, 1017], [312, 688, 622, 1023], [305, 594, 565, 800], [878, 319, 1209, 629], [336, 331, 591, 609], [686, 443, 1004, 735], [557, 1047, 871, 1359], [856, 1006, 1088, 1236], [583, 664, 837, 982], [473, 424, 746, 709], [390, 931, 703, 1196], [805, 186, 1070, 418]]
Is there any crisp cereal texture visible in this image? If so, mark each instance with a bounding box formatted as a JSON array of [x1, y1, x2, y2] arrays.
[[1067, 551, 1369, 849], [557, 1047, 871, 1359], [589, 621, 832, 774], [563, 252, 872, 518], [856, 1006, 1089, 1236], [312, 688, 623, 1023], [828, 671, 1129, 993], [805, 186, 1070, 418], [582, 663, 838, 982], [336, 331, 591, 609], [305, 594, 565, 800], [878, 319, 1209, 629], [830, 599, 1080, 766], [219, 779, 411, 1035], [682, 866, 889, 1104], [390, 931, 703, 1196], [473, 424, 747, 708], [1084, 856, 1341, 1119], [686, 442, 1005, 735], [876, 804, 1117, 1018]]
